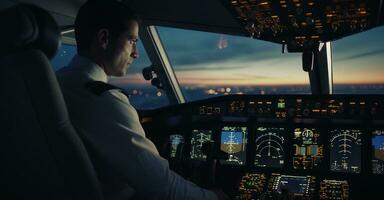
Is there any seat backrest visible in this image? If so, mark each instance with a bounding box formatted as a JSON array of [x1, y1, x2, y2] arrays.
[[0, 4, 103, 200]]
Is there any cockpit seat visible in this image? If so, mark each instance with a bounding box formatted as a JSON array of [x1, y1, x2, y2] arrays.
[[0, 4, 103, 200]]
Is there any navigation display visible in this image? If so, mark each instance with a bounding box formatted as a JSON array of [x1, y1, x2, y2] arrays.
[[330, 129, 362, 173], [169, 134, 184, 158], [268, 174, 316, 199], [254, 127, 285, 168], [293, 128, 324, 169], [220, 126, 248, 165], [190, 129, 213, 161], [276, 175, 309, 194], [372, 130, 384, 174]]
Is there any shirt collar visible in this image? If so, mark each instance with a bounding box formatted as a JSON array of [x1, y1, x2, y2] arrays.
[[68, 54, 108, 83]]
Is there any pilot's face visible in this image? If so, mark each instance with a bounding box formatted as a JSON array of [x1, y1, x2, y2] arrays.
[[105, 20, 139, 76]]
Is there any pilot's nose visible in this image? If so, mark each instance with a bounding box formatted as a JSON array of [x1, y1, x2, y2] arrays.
[[131, 45, 139, 59]]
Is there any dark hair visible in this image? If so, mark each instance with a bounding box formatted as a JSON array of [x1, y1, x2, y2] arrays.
[[75, 0, 139, 53]]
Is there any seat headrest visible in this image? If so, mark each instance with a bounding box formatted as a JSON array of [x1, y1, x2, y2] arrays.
[[0, 4, 60, 59]]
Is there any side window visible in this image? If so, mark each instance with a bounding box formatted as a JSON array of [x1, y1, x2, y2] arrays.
[[51, 42, 169, 110], [51, 44, 76, 71]]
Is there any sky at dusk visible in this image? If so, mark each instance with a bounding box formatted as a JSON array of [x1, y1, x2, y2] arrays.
[[157, 25, 384, 86], [332, 26, 384, 84], [52, 25, 384, 87], [157, 26, 306, 86]]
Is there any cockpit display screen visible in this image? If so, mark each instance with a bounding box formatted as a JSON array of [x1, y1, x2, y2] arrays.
[[293, 128, 324, 169], [190, 129, 213, 161], [274, 175, 309, 194], [268, 174, 315, 199], [330, 129, 362, 173], [254, 127, 285, 168], [169, 134, 184, 158], [372, 130, 384, 174], [220, 126, 248, 165]]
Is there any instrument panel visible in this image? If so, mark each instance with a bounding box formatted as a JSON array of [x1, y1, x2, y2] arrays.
[[193, 95, 384, 120], [236, 173, 349, 200], [141, 95, 384, 200]]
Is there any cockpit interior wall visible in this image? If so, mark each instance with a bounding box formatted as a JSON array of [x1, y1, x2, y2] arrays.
[[0, 0, 82, 27]]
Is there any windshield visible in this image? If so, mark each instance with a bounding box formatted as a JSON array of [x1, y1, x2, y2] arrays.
[[332, 26, 384, 94], [52, 25, 384, 110], [156, 26, 311, 102]]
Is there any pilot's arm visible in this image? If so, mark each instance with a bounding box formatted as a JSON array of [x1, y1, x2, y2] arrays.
[[82, 89, 218, 200]]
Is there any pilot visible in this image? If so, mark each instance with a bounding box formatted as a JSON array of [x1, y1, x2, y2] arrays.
[[56, 0, 228, 200]]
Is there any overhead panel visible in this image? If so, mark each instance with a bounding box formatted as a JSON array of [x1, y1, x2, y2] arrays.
[[128, 0, 244, 35], [223, 0, 384, 52]]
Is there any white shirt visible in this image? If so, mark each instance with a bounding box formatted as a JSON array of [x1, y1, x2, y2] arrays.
[[56, 55, 217, 200]]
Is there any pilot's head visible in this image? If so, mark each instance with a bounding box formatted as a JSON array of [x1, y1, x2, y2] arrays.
[[75, 0, 139, 76]]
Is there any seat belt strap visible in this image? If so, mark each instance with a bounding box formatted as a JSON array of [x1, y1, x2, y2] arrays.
[[85, 81, 130, 98]]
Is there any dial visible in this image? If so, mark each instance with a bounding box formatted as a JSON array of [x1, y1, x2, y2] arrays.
[[302, 129, 314, 143]]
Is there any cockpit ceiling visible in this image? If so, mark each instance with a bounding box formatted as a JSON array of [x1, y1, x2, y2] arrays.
[[0, 0, 85, 28], [224, 0, 384, 52], [0, 0, 246, 35], [1, 0, 383, 46], [127, 0, 245, 35]]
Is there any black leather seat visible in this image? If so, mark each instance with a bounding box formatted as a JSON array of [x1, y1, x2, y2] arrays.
[[0, 4, 103, 200]]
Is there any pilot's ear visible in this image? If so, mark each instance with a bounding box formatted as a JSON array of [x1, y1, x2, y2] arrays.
[[96, 29, 109, 49]]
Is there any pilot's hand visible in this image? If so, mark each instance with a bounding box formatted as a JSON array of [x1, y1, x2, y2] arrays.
[[211, 188, 230, 200]]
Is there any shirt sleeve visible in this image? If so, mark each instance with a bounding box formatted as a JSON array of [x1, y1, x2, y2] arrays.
[[82, 89, 217, 200]]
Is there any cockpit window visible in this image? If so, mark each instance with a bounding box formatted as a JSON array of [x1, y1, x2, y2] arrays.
[[52, 42, 169, 110], [156, 26, 311, 102], [108, 41, 170, 110], [332, 26, 384, 94], [51, 44, 76, 71]]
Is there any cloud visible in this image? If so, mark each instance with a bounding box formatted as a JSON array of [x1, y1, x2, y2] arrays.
[[157, 27, 285, 66], [232, 73, 274, 80], [127, 27, 304, 75], [178, 77, 250, 81], [129, 26, 384, 80], [334, 48, 384, 62], [166, 40, 279, 67], [171, 52, 300, 73]]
